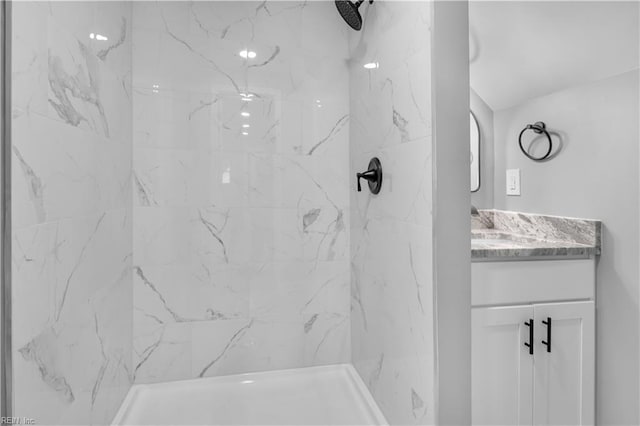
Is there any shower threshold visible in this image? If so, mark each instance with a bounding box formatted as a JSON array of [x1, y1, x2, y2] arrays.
[[112, 364, 388, 425]]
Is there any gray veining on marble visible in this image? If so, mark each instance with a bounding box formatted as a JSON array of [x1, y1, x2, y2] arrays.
[[48, 42, 110, 136], [197, 319, 254, 378], [97, 18, 127, 62], [18, 328, 76, 404], [12, 145, 45, 222], [472, 209, 602, 260]]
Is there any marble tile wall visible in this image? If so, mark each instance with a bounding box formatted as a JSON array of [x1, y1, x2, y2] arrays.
[[9, 1, 435, 423], [349, 2, 436, 424], [131, 1, 351, 383], [11, 2, 133, 424]]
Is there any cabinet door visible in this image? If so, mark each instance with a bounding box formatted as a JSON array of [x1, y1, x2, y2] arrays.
[[472, 305, 534, 425], [533, 301, 595, 426]]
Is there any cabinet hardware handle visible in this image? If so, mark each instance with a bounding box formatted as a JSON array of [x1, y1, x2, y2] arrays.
[[542, 317, 552, 353], [524, 319, 534, 355]]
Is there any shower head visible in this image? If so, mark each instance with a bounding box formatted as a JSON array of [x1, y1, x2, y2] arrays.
[[335, 0, 372, 31]]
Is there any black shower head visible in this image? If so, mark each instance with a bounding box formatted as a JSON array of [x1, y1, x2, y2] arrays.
[[335, 0, 371, 31]]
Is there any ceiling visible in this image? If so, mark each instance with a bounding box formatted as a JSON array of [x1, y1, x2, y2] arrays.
[[469, 1, 639, 111]]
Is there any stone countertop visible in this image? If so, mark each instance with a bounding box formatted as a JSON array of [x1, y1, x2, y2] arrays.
[[471, 210, 602, 261]]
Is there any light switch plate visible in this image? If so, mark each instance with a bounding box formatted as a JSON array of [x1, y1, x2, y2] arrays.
[[506, 169, 521, 196]]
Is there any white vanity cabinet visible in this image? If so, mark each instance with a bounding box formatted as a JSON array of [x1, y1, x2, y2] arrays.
[[472, 305, 533, 425], [533, 301, 594, 425], [471, 259, 595, 426]]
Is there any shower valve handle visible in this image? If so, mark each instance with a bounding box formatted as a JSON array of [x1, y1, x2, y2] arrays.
[[356, 158, 383, 194], [357, 170, 377, 192]]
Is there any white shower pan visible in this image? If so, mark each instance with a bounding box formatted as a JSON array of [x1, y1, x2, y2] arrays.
[[112, 364, 388, 425]]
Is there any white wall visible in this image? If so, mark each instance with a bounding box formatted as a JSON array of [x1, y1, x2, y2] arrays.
[[470, 88, 494, 209], [493, 70, 640, 425], [432, 2, 471, 423]]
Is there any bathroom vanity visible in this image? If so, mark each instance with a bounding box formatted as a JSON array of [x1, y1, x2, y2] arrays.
[[471, 210, 601, 426]]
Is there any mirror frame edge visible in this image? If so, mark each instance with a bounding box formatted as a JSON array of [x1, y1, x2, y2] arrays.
[[470, 109, 481, 193]]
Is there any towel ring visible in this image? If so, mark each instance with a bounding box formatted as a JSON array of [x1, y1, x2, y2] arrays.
[[519, 121, 552, 161]]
